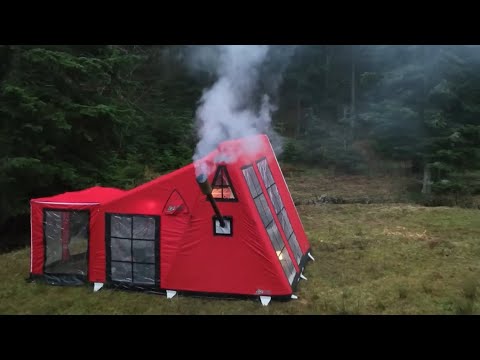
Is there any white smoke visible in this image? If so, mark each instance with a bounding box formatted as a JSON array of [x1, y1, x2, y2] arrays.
[[187, 45, 282, 176]]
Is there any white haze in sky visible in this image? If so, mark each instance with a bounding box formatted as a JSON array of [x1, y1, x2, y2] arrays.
[[186, 45, 280, 176]]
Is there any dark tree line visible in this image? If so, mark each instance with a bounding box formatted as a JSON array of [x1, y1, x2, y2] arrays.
[[277, 45, 480, 197], [1, 45, 479, 249]]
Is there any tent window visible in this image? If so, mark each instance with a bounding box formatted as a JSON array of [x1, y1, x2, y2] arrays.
[[254, 196, 273, 227], [243, 166, 263, 198], [107, 214, 159, 286], [43, 209, 89, 276], [213, 216, 233, 236], [257, 158, 303, 265], [211, 166, 237, 201], [242, 165, 296, 285]]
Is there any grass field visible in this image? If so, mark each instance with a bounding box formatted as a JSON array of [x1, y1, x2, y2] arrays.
[[1, 170, 480, 314]]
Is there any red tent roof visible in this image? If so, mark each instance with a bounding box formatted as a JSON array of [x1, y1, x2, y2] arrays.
[[31, 186, 126, 205]]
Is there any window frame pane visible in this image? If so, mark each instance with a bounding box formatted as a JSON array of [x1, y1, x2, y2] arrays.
[[242, 164, 297, 285], [256, 158, 304, 266], [106, 214, 160, 287]]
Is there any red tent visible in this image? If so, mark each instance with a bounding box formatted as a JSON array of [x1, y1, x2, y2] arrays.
[[30, 186, 126, 286], [30, 134, 313, 304]]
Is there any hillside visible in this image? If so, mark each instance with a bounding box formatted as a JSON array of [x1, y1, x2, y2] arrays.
[[1, 171, 480, 315]]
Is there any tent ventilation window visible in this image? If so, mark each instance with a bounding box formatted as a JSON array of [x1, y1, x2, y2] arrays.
[[210, 166, 237, 202], [213, 216, 233, 236]]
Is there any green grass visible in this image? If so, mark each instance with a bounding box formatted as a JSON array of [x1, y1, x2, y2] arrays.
[[283, 166, 412, 204], [300, 203, 480, 314], [1, 171, 480, 314]]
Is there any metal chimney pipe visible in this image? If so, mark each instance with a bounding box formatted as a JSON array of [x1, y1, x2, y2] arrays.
[[196, 174, 226, 228]]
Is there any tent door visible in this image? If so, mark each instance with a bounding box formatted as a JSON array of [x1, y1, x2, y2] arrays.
[[43, 209, 89, 279], [106, 214, 160, 288]]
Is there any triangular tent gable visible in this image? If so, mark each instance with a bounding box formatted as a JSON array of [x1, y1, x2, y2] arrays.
[[163, 190, 189, 215]]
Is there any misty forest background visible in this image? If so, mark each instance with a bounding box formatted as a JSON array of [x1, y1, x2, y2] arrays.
[[1, 45, 480, 251]]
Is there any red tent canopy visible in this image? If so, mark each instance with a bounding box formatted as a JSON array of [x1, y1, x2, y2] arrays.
[[32, 186, 126, 205]]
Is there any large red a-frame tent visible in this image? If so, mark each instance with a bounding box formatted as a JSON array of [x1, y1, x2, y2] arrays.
[[30, 134, 313, 304]]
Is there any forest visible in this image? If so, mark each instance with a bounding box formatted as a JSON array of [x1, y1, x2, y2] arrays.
[[1, 45, 480, 252]]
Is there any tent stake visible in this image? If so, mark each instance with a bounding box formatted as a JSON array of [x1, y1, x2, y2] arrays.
[[166, 290, 177, 299], [93, 282, 104, 292], [260, 296, 271, 306]]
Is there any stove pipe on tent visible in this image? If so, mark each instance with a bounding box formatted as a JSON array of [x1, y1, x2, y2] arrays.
[[196, 173, 226, 227]]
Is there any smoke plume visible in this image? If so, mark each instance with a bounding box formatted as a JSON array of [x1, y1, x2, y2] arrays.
[[186, 45, 293, 176]]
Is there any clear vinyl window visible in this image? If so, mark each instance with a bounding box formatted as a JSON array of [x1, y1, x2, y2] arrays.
[[242, 165, 296, 284], [108, 214, 159, 286], [213, 216, 233, 236], [43, 209, 89, 276], [257, 158, 303, 265]]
